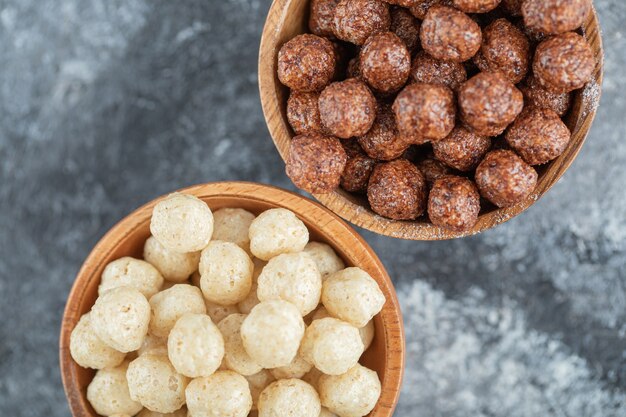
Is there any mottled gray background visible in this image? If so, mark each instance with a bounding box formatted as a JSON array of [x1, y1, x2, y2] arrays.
[[0, 0, 624, 416]]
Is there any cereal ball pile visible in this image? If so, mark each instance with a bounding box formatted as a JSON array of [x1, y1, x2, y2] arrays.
[[276, 0, 595, 232], [70, 196, 386, 417]]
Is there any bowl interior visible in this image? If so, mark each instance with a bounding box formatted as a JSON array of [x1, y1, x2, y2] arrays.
[[259, 0, 604, 240], [60, 182, 404, 417]]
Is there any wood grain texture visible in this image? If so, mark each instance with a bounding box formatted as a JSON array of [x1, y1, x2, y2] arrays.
[[258, 0, 604, 240], [59, 181, 405, 417]]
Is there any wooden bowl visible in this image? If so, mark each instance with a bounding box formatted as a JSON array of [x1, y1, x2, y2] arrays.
[[59, 181, 404, 417], [258, 1, 604, 240]]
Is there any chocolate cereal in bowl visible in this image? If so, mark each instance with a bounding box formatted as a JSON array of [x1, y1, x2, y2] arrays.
[[60, 182, 404, 417], [259, 0, 604, 240]]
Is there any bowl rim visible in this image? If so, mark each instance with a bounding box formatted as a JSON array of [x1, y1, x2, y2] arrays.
[[258, 0, 605, 240], [59, 181, 405, 417]]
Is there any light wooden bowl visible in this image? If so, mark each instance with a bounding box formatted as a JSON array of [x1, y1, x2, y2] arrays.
[[60, 182, 404, 417], [259, 1, 604, 240]]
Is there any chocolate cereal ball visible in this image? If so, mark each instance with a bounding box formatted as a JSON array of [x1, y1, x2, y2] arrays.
[[522, 0, 591, 35], [359, 32, 411, 93], [420, 6, 482, 63], [428, 176, 480, 231], [458, 72, 523, 136], [519, 75, 572, 116], [333, 0, 391, 46], [309, 0, 340, 38], [340, 140, 376, 193], [319, 78, 377, 138], [390, 7, 421, 52], [475, 149, 538, 207], [501, 0, 523, 16], [416, 157, 454, 185], [452, 0, 501, 13], [477, 18, 530, 84], [286, 133, 347, 193], [287, 92, 323, 135], [367, 159, 428, 220], [533, 32, 594, 93], [505, 107, 571, 165], [410, 51, 467, 92], [278, 34, 336, 92], [393, 83, 456, 142], [358, 103, 413, 160], [346, 57, 362, 79], [409, 0, 452, 19], [433, 126, 491, 171]]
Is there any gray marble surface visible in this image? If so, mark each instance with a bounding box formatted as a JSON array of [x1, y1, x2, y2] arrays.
[[0, 0, 624, 416]]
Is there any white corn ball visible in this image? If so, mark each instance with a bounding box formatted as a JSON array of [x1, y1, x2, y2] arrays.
[[270, 350, 312, 379], [127, 354, 189, 413], [205, 300, 239, 323], [70, 313, 126, 369], [137, 334, 168, 357], [258, 379, 321, 417], [136, 407, 187, 417], [248, 208, 309, 261], [148, 284, 206, 338], [300, 318, 364, 375], [245, 370, 275, 411], [360, 319, 375, 351], [199, 241, 253, 306], [240, 300, 305, 368], [322, 267, 385, 328], [237, 258, 266, 314], [168, 313, 224, 378], [186, 371, 252, 417], [150, 193, 213, 253], [99, 257, 164, 299], [303, 242, 345, 279], [217, 314, 262, 376], [143, 236, 200, 283], [301, 367, 324, 391], [212, 208, 256, 254], [257, 252, 321, 316], [91, 286, 150, 352], [160, 279, 187, 291], [86, 361, 142, 417], [320, 407, 339, 417], [318, 364, 381, 417]]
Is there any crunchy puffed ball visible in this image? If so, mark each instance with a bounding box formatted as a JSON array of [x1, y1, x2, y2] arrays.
[[150, 193, 213, 253], [318, 364, 381, 417], [238, 258, 265, 314], [410, 51, 467, 92], [452, 0, 500, 13], [420, 6, 482, 62], [278, 34, 336, 92], [270, 350, 313, 379], [286, 133, 348, 194], [87, 361, 143, 417], [257, 252, 322, 316], [211, 208, 256, 254], [358, 103, 413, 161], [390, 7, 421, 51], [309, 0, 340, 37], [258, 379, 321, 417], [70, 313, 126, 370], [393, 83, 456, 142], [249, 208, 309, 261], [428, 176, 481, 231], [359, 32, 411, 93], [149, 284, 206, 338], [245, 370, 275, 410], [476, 18, 530, 84], [432, 126, 491, 172], [241, 301, 305, 368], [217, 314, 263, 376], [301, 318, 364, 375], [186, 371, 252, 417], [199, 241, 253, 306], [360, 319, 375, 350], [367, 159, 428, 220], [137, 333, 168, 357], [458, 72, 523, 136], [301, 367, 325, 391], [303, 242, 345, 279], [167, 313, 224, 378], [322, 267, 385, 328], [416, 157, 454, 186], [319, 79, 377, 139], [287, 92, 324, 136], [340, 140, 377, 193], [206, 300, 240, 323], [505, 107, 571, 165], [137, 408, 187, 417], [127, 354, 189, 413], [91, 286, 150, 353], [522, 0, 591, 35], [99, 257, 164, 298], [333, 0, 391, 45], [519, 75, 572, 117], [409, 0, 452, 19], [475, 149, 538, 207], [533, 32, 594, 93], [143, 237, 199, 283]]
